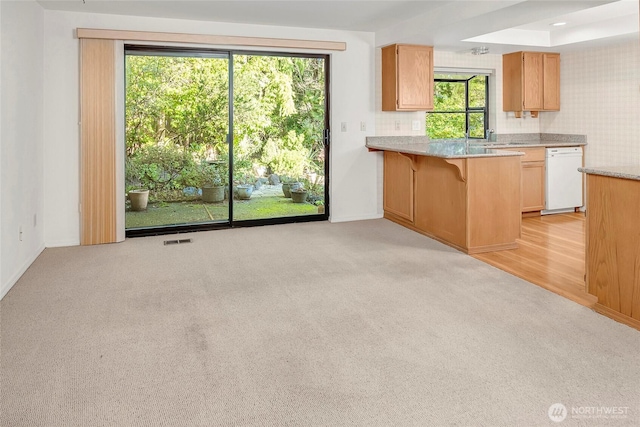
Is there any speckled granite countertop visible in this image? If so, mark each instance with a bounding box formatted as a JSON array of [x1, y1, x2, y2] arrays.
[[493, 133, 586, 145], [482, 141, 587, 148], [366, 138, 523, 159], [579, 166, 640, 181], [368, 134, 586, 152], [366, 133, 588, 158]]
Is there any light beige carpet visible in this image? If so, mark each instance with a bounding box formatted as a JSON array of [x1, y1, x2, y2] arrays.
[[1, 219, 639, 426]]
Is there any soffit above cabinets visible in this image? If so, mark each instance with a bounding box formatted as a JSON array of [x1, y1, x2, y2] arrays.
[[38, 0, 638, 52]]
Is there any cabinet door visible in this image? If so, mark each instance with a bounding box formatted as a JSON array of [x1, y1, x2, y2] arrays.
[[522, 161, 545, 212], [522, 52, 544, 110], [543, 53, 560, 110], [396, 45, 433, 110], [383, 151, 414, 222], [502, 52, 524, 113]]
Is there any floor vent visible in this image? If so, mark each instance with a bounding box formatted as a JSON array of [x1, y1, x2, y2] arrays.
[[163, 238, 192, 246]]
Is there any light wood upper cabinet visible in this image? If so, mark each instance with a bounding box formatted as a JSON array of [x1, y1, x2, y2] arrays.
[[503, 51, 560, 117], [522, 52, 544, 110], [382, 44, 433, 111], [543, 53, 560, 110]]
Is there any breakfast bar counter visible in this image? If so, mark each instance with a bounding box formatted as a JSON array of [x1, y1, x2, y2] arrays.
[[367, 137, 523, 254], [366, 138, 524, 158], [579, 165, 640, 329]]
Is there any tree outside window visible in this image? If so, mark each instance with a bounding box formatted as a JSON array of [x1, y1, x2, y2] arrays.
[[426, 74, 488, 139]]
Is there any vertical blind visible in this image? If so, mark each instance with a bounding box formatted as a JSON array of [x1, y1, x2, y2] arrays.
[[80, 38, 117, 245]]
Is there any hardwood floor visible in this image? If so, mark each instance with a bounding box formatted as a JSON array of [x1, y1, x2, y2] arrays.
[[473, 212, 598, 307]]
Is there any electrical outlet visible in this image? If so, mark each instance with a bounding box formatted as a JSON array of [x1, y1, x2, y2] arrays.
[[19, 226, 23, 241], [34, 213, 37, 227], [394, 121, 401, 131], [360, 121, 366, 131], [341, 122, 347, 132], [412, 120, 420, 131]]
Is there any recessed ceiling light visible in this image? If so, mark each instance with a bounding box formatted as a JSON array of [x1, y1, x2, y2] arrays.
[[551, 22, 567, 27]]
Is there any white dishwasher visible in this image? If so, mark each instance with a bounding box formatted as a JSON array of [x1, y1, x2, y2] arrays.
[[542, 147, 583, 215]]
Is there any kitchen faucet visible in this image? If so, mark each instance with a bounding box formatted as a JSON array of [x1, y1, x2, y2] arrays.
[[486, 128, 494, 141], [465, 130, 470, 153]]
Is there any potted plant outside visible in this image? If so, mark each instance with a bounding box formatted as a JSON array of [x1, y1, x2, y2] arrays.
[[199, 163, 225, 203], [281, 177, 302, 198], [236, 173, 254, 200], [291, 186, 308, 203], [129, 188, 150, 211]]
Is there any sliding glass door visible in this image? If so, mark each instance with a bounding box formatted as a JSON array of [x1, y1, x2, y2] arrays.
[[124, 47, 328, 236], [231, 54, 328, 222], [124, 47, 230, 231]]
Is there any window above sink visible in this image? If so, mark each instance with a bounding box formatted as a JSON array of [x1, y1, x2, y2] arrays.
[[426, 72, 489, 140]]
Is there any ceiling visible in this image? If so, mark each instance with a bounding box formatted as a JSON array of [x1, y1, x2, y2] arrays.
[[38, 0, 639, 53]]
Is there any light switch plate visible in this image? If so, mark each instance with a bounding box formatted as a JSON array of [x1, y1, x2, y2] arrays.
[[412, 120, 420, 131]]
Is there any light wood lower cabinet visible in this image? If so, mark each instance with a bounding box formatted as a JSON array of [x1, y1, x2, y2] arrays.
[[522, 161, 545, 212], [585, 174, 640, 328], [383, 152, 521, 254], [383, 151, 414, 222], [497, 147, 545, 213], [520, 148, 546, 210]]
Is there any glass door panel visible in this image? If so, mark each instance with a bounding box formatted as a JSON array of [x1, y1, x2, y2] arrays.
[[124, 48, 230, 231], [231, 54, 327, 221]]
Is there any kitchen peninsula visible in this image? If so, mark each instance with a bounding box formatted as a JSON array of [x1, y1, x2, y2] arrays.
[[367, 137, 523, 254], [579, 166, 640, 329]]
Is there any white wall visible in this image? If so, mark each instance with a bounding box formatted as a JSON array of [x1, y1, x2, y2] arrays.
[[540, 40, 640, 167], [0, 0, 3, 297], [0, 0, 3, 298], [1, 1, 45, 299], [42, 10, 378, 247]]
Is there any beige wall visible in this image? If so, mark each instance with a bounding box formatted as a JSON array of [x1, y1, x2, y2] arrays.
[[540, 40, 640, 167]]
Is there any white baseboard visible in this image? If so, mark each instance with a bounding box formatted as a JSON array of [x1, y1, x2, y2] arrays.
[[1, 244, 45, 300], [329, 213, 383, 223], [45, 239, 79, 248]]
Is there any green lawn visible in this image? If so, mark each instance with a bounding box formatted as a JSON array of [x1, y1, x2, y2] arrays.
[[125, 196, 318, 228]]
